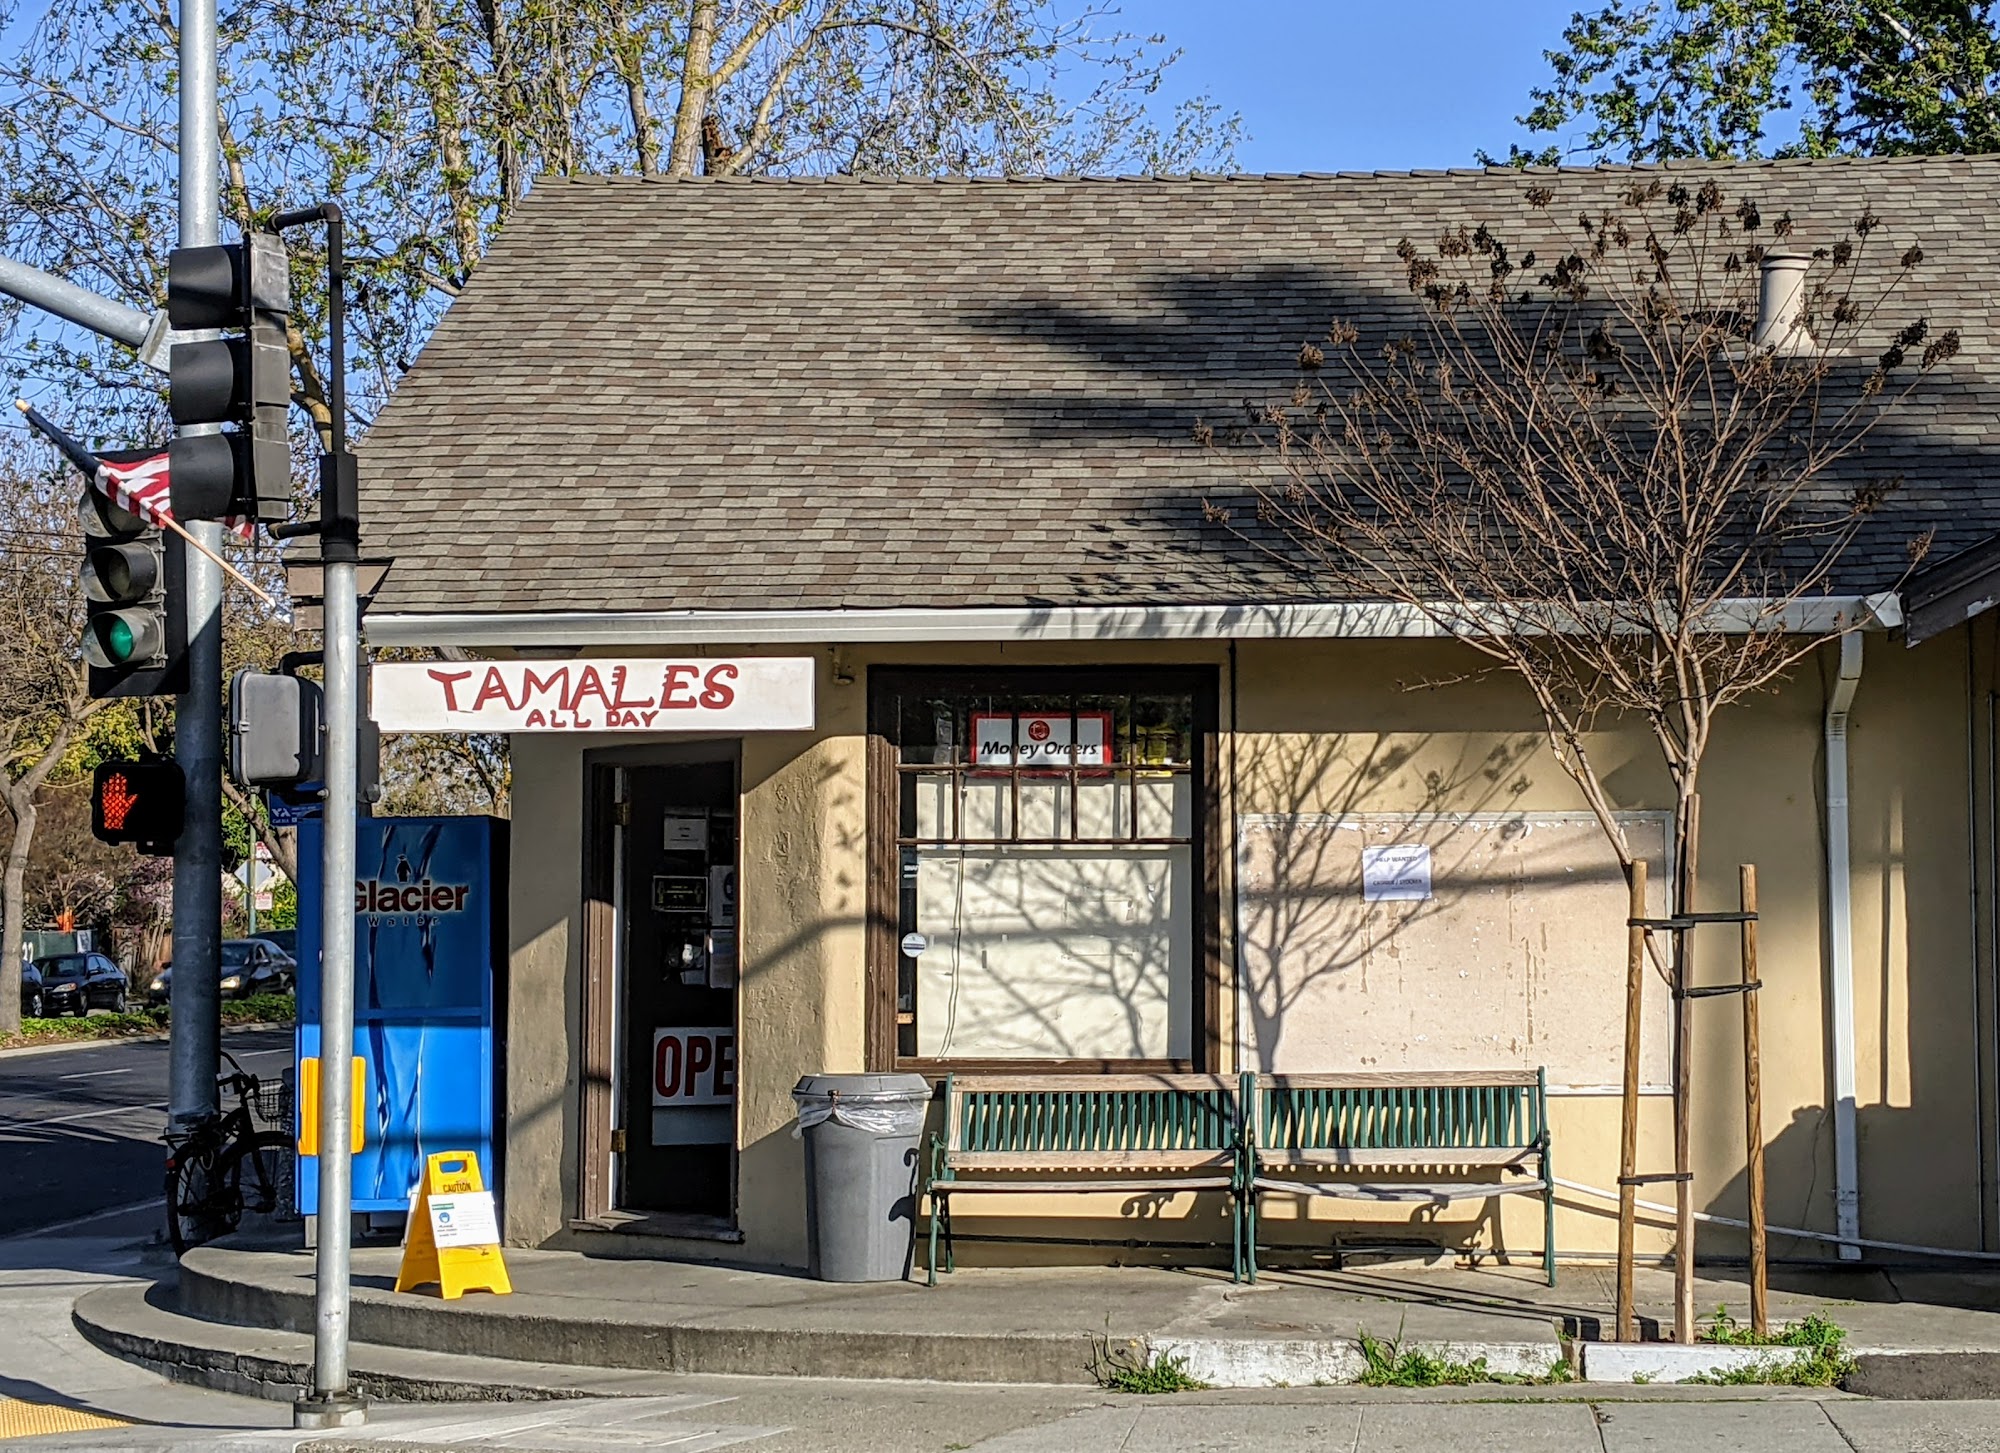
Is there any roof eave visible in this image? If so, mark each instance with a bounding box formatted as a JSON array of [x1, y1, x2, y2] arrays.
[[364, 596, 1905, 650]]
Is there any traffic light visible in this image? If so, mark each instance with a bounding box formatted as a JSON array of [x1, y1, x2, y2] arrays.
[[80, 451, 188, 698], [166, 231, 293, 522], [91, 758, 185, 854]]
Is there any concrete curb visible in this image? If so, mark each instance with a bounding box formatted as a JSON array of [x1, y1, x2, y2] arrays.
[[175, 1257, 1106, 1386], [72, 1283, 646, 1404], [1155, 1335, 1561, 1387], [1582, 1342, 1813, 1384], [167, 1254, 1567, 1391], [0, 1021, 291, 1059]]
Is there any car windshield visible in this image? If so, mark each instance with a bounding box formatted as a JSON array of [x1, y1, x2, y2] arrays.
[[38, 956, 89, 981], [220, 943, 254, 966]]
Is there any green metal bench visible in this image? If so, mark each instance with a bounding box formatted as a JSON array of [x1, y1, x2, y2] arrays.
[[925, 1073, 1250, 1285], [1241, 1068, 1554, 1285]]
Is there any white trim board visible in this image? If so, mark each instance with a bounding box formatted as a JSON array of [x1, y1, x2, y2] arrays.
[[365, 594, 1902, 649]]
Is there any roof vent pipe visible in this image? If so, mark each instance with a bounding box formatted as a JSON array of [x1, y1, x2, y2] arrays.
[[1754, 249, 1814, 353]]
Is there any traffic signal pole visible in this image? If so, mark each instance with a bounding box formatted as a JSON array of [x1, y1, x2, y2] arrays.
[[269, 202, 365, 1432], [168, 0, 225, 1137]]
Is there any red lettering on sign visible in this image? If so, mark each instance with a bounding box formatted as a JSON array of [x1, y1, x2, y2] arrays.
[[519, 667, 569, 710], [699, 663, 738, 710], [570, 665, 614, 716], [609, 666, 656, 710], [660, 664, 701, 709], [655, 1035, 682, 1099], [472, 667, 517, 711], [715, 1034, 737, 1095], [426, 669, 474, 711], [687, 1034, 714, 1094]]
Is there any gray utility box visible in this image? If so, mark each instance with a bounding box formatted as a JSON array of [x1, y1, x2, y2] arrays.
[[792, 1073, 933, 1281]]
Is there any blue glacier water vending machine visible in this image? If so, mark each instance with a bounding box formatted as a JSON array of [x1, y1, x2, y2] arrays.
[[295, 814, 507, 1218]]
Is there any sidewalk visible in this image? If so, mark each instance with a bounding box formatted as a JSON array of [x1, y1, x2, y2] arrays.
[[74, 1239, 2000, 1396]]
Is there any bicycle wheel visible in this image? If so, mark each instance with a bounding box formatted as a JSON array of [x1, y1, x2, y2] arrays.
[[165, 1142, 241, 1256], [229, 1131, 297, 1236]]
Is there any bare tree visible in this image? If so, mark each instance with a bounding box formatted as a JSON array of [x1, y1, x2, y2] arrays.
[[1217, 179, 1951, 929], [1208, 176, 1958, 1327]]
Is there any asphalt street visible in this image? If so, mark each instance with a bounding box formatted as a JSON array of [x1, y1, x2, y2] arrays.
[[0, 1027, 291, 1237]]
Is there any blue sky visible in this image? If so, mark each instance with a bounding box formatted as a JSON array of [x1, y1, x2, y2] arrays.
[[1140, 0, 1586, 171]]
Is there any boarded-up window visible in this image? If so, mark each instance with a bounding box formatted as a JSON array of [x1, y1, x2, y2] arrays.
[[1237, 812, 1673, 1091]]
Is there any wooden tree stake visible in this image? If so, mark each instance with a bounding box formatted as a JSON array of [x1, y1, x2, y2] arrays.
[[1740, 863, 1768, 1336]]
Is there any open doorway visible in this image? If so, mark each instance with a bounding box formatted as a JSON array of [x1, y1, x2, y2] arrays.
[[583, 749, 740, 1230]]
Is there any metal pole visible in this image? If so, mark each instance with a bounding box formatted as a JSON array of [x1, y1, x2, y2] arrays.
[[0, 256, 164, 361], [167, 0, 224, 1138], [287, 203, 365, 1431]]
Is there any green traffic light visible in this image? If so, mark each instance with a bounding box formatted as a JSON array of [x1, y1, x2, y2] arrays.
[[83, 610, 157, 671]]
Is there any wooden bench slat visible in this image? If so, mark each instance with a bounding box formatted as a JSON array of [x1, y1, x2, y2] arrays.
[[1258, 1070, 1542, 1089], [936, 1177, 1235, 1193], [1250, 1177, 1548, 1202], [1255, 1147, 1538, 1168], [950, 1074, 1238, 1093], [948, 1150, 1236, 1170]]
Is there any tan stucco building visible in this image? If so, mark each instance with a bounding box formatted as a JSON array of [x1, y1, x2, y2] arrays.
[[358, 156, 2000, 1275]]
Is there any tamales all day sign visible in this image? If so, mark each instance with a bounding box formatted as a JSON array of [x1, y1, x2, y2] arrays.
[[371, 658, 816, 733]]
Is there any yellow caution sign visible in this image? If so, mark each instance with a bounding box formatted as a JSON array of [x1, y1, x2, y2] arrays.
[[296, 1056, 366, 1156], [395, 1149, 512, 1300]]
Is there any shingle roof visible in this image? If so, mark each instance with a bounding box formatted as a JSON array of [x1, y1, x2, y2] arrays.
[[360, 156, 2000, 619]]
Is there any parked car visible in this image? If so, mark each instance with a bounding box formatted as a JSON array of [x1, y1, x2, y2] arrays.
[[146, 939, 297, 1007], [223, 938, 297, 997], [34, 953, 128, 1016], [19, 960, 44, 1019], [259, 928, 297, 960]]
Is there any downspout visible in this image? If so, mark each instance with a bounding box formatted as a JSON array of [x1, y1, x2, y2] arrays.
[[1826, 631, 1864, 1259]]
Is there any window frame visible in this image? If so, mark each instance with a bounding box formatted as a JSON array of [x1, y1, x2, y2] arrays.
[[865, 664, 1221, 1075]]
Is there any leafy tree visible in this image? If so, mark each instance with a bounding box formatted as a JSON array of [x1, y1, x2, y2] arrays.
[[0, 0, 1239, 433], [0, 1, 1236, 845], [1489, 0, 2000, 165], [0, 443, 117, 1034]]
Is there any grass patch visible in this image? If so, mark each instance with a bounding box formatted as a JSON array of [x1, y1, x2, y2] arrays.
[[225, 994, 296, 1026], [2, 994, 293, 1051], [1093, 1345, 1209, 1394], [1356, 1329, 1493, 1388], [1686, 1308, 1856, 1387]]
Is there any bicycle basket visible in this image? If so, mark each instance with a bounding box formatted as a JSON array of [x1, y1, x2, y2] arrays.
[[249, 1078, 294, 1125]]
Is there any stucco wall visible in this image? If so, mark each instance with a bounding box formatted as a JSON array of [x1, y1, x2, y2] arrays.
[[497, 630, 1989, 1268]]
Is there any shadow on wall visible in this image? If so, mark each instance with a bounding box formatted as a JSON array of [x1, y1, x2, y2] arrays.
[[1683, 1102, 1997, 1309], [1234, 728, 1541, 1071]]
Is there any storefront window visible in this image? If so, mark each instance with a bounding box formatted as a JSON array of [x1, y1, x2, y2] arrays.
[[873, 669, 1211, 1067]]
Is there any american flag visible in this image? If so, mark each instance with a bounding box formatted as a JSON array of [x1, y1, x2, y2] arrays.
[[13, 401, 254, 540], [98, 449, 255, 541]]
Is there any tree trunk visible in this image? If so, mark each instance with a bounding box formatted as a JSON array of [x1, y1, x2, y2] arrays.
[[1671, 786, 1700, 1343], [221, 775, 300, 885], [666, 1, 718, 176], [0, 720, 80, 1037], [0, 788, 38, 1037]]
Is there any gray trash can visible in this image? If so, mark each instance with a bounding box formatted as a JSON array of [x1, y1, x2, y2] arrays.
[[792, 1073, 932, 1281]]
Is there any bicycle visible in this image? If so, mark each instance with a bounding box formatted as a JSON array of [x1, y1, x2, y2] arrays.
[[163, 1049, 297, 1256]]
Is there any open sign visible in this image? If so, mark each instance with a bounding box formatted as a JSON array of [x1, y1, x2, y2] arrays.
[[651, 1027, 736, 1107]]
